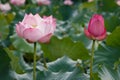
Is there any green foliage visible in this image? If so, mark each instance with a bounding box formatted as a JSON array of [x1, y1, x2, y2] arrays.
[[98, 0, 118, 12], [37, 56, 89, 80], [93, 42, 120, 79], [0, 46, 14, 80], [10, 34, 34, 53], [105, 15, 120, 32], [4, 48, 24, 74], [41, 36, 89, 61], [94, 43, 120, 71], [106, 27, 120, 49], [0, 13, 14, 40], [99, 65, 120, 80]]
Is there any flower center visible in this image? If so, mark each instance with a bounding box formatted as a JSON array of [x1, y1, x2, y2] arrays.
[[32, 25, 37, 28]]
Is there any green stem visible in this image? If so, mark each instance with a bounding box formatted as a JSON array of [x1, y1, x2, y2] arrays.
[[33, 42, 37, 80], [43, 53, 47, 69], [90, 40, 95, 80], [95, 0, 98, 13]]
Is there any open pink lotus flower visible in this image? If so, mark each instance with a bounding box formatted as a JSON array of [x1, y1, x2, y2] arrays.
[[10, 0, 26, 6], [64, 0, 73, 5], [84, 14, 106, 41], [36, 0, 51, 6], [16, 13, 56, 43]]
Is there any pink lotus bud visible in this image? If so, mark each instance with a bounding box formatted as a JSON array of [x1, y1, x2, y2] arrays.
[[36, 0, 51, 6], [16, 13, 56, 43], [0, 3, 11, 12], [64, 0, 73, 5], [84, 14, 106, 41], [10, 0, 26, 6]]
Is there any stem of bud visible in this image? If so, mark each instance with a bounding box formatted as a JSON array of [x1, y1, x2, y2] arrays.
[[90, 40, 95, 80]]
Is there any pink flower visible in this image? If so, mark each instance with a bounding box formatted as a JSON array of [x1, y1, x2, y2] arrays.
[[16, 13, 56, 43], [84, 14, 106, 41], [10, 0, 26, 6], [64, 0, 73, 5], [88, 0, 93, 2], [116, 0, 120, 6], [36, 0, 51, 6], [0, 3, 11, 12]]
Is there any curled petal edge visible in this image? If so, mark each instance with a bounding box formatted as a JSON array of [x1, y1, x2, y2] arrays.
[[84, 28, 93, 40], [96, 32, 106, 41], [38, 33, 52, 43]]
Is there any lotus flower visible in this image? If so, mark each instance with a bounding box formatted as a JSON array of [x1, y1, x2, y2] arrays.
[[16, 13, 56, 43], [0, 3, 11, 12], [117, 0, 120, 6], [10, 0, 26, 6], [36, 0, 51, 6], [84, 14, 106, 41], [64, 0, 73, 5], [88, 0, 93, 2]]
